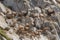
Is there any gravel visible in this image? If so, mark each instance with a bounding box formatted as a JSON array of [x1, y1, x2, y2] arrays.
[[0, 0, 60, 40]]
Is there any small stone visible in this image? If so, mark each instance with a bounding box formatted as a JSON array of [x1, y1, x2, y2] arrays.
[[31, 32, 35, 36], [43, 27, 49, 31], [12, 18, 17, 23], [56, 0, 60, 3], [34, 31, 39, 35], [32, 27, 37, 32], [39, 14, 44, 17], [37, 30, 43, 32], [12, 11, 16, 16], [6, 14, 13, 19], [25, 27, 29, 30], [6, 8, 12, 14], [48, 8, 53, 13], [34, 18, 41, 29], [25, 23, 29, 27], [46, 8, 55, 16], [22, 31, 28, 34], [19, 25, 24, 29]]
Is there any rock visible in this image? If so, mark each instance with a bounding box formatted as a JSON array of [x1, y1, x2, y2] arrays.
[[6, 32, 20, 40], [39, 35, 48, 40], [50, 5, 60, 13], [0, 15, 9, 29], [3, 0, 18, 11], [34, 7, 41, 13], [44, 0, 52, 4], [31, 27, 37, 32], [45, 6, 55, 16], [0, 0, 60, 40], [56, 0, 60, 3], [52, 0, 57, 4], [0, 2, 7, 13], [34, 18, 43, 29], [3, 0, 29, 12], [37, 0, 48, 8]]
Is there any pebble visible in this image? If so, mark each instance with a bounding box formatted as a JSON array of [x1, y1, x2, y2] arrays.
[[56, 0, 60, 3]]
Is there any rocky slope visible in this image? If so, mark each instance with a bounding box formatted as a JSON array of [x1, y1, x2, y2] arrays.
[[0, 0, 60, 40]]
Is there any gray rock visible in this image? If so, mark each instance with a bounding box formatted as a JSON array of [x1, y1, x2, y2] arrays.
[[34, 18, 43, 29]]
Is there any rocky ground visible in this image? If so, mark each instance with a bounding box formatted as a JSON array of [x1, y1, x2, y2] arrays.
[[0, 0, 60, 40]]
